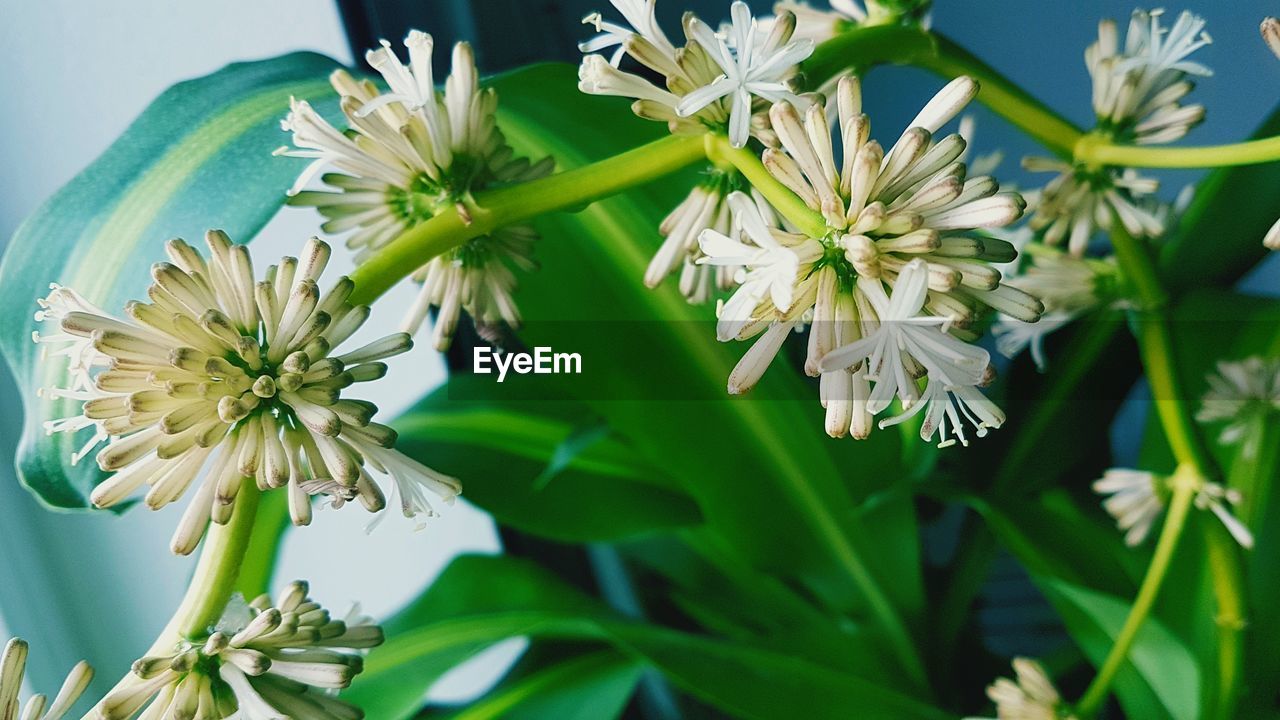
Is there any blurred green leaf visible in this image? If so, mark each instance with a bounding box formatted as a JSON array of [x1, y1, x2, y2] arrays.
[[0, 52, 341, 509], [393, 375, 702, 542], [441, 649, 642, 720], [1045, 580, 1201, 720], [349, 554, 949, 720], [1161, 104, 1280, 292]]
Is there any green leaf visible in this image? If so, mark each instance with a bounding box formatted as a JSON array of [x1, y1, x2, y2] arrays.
[[487, 63, 922, 630], [1161, 104, 1280, 292], [348, 554, 949, 720], [441, 650, 642, 720], [392, 375, 702, 542], [1044, 580, 1201, 720], [0, 52, 341, 509]]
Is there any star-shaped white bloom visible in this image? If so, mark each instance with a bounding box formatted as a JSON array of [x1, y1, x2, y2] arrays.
[[677, 2, 814, 147], [819, 259, 990, 417], [579, 0, 678, 67], [699, 191, 823, 341]]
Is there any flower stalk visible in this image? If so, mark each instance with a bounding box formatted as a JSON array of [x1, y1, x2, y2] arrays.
[[1074, 226, 1248, 716], [1076, 132, 1280, 169], [348, 133, 707, 304]]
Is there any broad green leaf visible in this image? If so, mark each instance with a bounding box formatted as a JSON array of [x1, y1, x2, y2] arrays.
[[975, 490, 1144, 597], [487, 63, 922, 628], [348, 554, 950, 720], [1161, 105, 1280, 293], [393, 375, 702, 542], [0, 52, 341, 509], [1045, 580, 1201, 720], [441, 650, 642, 720]]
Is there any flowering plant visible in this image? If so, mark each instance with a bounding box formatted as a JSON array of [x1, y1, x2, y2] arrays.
[[2, 1, 1280, 718]]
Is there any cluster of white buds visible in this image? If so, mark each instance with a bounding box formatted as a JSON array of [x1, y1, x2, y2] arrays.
[[0, 638, 93, 720], [1025, 8, 1211, 255], [98, 582, 381, 719], [702, 75, 1041, 446], [279, 31, 555, 351], [578, 0, 815, 149], [1197, 356, 1280, 460], [1093, 468, 1253, 549], [966, 657, 1076, 720], [33, 233, 461, 554], [646, 169, 750, 302]]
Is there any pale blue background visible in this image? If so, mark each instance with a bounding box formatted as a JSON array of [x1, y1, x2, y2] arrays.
[[0, 0, 1276, 709]]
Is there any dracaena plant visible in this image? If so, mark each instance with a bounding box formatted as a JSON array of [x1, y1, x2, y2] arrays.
[[4, 1, 1280, 718]]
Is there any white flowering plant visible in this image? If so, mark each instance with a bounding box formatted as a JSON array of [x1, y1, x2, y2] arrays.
[[2, 1, 1280, 718]]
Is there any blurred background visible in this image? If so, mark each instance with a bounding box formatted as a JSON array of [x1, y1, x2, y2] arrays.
[[0, 0, 1276, 709]]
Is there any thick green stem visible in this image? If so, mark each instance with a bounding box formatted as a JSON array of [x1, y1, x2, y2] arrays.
[[916, 34, 1083, 157], [703, 134, 828, 238], [1076, 132, 1280, 169], [162, 478, 261, 644], [801, 24, 937, 84], [348, 134, 706, 304], [1076, 469, 1197, 717]]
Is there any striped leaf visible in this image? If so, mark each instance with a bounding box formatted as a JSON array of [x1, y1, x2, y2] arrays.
[[0, 52, 341, 509]]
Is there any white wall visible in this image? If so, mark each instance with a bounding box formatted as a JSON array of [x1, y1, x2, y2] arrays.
[[0, 0, 510, 706]]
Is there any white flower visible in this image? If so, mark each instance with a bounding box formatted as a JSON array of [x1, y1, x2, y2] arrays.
[[0, 638, 93, 720], [1090, 9, 1210, 144], [703, 75, 1036, 444], [765, 75, 1037, 326], [578, 1, 812, 147], [1023, 158, 1163, 255], [678, 2, 815, 147], [34, 233, 460, 555], [1094, 468, 1254, 549], [819, 260, 999, 447], [1197, 356, 1280, 459], [579, 0, 678, 67], [1093, 468, 1167, 546], [98, 582, 381, 719], [969, 657, 1074, 720], [1263, 17, 1280, 61], [991, 312, 1074, 372], [646, 171, 744, 303], [699, 191, 824, 342], [1024, 9, 1210, 255], [279, 32, 554, 351]]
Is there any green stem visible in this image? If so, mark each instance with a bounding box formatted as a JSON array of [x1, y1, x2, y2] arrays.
[[93, 480, 260, 714], [703, 134, 829, 238], [1076, 470, 1197, 717], [1076, 132, 1280, 169], [163, 478, 261, 643], [348, 133, 706, 304], [234, 487, 291, 599], [801, 24, 938, 84], [1085, 227, 1247, 715], [916, 33, 1083, 158]]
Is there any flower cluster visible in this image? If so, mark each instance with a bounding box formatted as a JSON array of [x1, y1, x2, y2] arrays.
[[1025, 8, 1211, 255], [646, 169, 749, 302], [968, 657, 1076, 720], [578, 0, 815, 149], [98, 582, 381, 719], [1093, 468, 1254, 549], [280, 32, 555, 351], [34, 233, 461, 554], [703, 75, 1040, 446], [992, 244, 1120, 370], [1197, 356, 1280, 460], [0, 638, 93, 720]]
